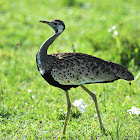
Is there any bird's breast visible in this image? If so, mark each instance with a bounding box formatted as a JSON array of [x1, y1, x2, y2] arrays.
[[36, 52, 46, 75]]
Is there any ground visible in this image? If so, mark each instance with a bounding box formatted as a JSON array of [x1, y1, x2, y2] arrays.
[[0, 0, 140, 139]]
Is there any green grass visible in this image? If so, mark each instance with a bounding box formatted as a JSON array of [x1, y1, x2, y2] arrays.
[[0, 0, 140, 139]]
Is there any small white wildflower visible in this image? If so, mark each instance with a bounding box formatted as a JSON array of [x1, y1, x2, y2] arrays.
[[79, 106, 86, 113], [113, 30, 118, 36], [112, 25, 116, 30], [73, 99, 82, 107], [32, 95, 35, 98], [28, 89, 32, 92], [108, 25, 117, 33], [127, 106, 140, 115], [73, 99, 87, 113]]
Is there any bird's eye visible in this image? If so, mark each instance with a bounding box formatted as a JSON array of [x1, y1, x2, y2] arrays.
[[53, 22, 58, 25]]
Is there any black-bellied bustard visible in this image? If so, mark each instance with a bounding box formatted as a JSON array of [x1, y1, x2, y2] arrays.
[[36, 19, 134, 135]]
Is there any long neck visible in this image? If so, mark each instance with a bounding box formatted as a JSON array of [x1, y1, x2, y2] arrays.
[[38, 32, 61, 55]]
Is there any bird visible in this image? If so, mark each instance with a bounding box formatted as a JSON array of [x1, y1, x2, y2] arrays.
[[36, 19, 134, 135]]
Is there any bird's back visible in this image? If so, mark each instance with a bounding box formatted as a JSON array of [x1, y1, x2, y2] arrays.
[[46, 53, 134, 86]]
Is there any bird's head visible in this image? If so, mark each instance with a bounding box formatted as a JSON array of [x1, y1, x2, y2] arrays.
[[40, 19, 65, 34]]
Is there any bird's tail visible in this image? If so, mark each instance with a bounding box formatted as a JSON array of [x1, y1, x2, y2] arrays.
[[115, 64, 134, 81]]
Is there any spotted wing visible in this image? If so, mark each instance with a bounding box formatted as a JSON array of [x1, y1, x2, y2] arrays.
[[50, 53, 133, 85]]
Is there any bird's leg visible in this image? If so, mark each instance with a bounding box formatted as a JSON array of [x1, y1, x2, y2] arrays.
[[63, 90, 71, 135], [80, 85, 106, 135]]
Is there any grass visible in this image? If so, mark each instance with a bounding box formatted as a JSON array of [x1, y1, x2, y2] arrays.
[[0, 0, 140, 139]]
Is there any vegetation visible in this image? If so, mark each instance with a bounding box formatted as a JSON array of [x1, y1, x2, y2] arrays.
[[0, 0, 140, 139]]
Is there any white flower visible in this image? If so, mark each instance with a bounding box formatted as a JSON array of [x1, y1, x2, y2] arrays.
[[32, 95, 35, 99], [113, 30, 118, 36], [108, 25, 116, 32], [127, 106, 140, 115], [73, 99, 87, 113], [28, 89, 32, 92], [112, 25, 116, 30]]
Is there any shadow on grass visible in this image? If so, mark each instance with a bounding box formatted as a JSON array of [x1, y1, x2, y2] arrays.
[[0, 111, 11, 119], [57, 109, 81, 120]]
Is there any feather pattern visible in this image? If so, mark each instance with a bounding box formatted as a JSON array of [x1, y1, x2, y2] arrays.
[[36, 19, 134, 91], [38, 53, 134, 86]]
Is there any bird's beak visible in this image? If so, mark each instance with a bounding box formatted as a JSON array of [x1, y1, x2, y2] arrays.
[[39, 20, 58, 33], [39, 21, 49, 24]]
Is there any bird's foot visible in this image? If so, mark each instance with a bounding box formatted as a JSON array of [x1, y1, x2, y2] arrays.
[[101, 126, 113, 136]]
